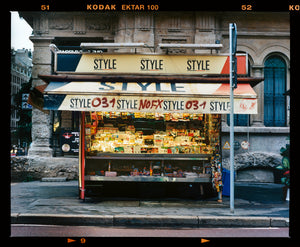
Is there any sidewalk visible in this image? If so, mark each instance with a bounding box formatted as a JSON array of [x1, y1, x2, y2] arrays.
[[11, 180, 289, 228]]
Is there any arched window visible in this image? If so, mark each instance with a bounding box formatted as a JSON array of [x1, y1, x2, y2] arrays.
[[264, 56, 286, 127]]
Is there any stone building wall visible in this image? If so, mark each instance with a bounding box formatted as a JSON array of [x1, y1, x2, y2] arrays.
[[11, 156, 78, 182]]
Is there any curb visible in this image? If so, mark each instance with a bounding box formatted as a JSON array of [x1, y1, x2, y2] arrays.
[[11, 213, 289, 228]]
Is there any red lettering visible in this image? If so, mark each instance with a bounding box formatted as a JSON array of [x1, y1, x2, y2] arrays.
[[250, 101, 256, 109], [185, 101, 193, 110], [192, 100, 198, 110], [102, 97, 109, 108], [239, 102, 248, 111], [92, 97, 101, 107], [151, 100, 158, 109], [109, 98, 116, 107], [139, 99, 151, 110], [199, 101, 206, 109], [156, 99, 163, 109]]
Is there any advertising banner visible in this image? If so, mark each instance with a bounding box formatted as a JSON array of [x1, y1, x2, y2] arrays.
[[44, 81, 257, 114], [60, 130, 80, 153], [44, 82, 256, 98], [45, 94, 257, 114], [55, 53, 247, 75]]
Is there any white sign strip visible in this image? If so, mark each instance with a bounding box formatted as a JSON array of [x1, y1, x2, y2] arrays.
[[57, 94, 257, 114]]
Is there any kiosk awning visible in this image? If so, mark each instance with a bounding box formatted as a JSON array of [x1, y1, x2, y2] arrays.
[[42, 81, 258, 114]]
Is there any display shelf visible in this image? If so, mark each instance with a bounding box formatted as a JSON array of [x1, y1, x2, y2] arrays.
[[86, 153, 211, 161], [85, 175, 211, 183]]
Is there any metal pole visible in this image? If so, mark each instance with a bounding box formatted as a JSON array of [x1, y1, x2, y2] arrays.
[[79, 111, 86, 200], [229, 23, 235, 213]]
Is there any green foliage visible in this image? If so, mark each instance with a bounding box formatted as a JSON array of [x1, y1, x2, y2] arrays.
[[276, 141, 290, 186]]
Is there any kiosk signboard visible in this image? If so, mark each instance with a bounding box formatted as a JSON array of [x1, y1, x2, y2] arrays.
[[55, 53, 248, 75]]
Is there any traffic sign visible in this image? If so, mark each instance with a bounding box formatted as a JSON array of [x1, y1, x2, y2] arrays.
[[223, 141, 230, 150], [241, 140, 250, 150], [22, 93, 29, 101], [22, 102, 32, 110]]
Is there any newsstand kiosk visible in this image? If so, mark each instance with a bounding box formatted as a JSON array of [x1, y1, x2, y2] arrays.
[[37, 47, 261, 200]]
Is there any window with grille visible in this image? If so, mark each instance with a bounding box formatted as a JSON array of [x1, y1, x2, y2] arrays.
[[264, 56, 287, 127]]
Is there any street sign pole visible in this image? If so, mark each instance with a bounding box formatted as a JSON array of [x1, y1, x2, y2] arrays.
[[229, 23, 237, 213]]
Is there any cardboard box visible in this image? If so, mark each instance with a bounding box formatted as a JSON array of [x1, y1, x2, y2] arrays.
[[105, 171, 117, 177]]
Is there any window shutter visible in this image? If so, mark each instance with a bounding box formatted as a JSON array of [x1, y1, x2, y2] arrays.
[[264, 56, 286, 127]]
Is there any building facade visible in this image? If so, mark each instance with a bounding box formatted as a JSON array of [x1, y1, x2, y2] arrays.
[[19, 12, 290, 178], [11, 48, 32, 146]]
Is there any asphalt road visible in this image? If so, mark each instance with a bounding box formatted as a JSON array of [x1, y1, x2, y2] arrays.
[[11, 224, 289, 238]]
